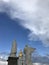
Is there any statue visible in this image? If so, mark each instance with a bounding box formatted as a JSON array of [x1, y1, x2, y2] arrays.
[[24, 45, 35, 65]]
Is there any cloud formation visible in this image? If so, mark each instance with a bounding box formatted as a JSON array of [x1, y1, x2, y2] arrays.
[[0, 0, 49, 47], [0, 61, 7, 65], [0, 54, 8, 65]]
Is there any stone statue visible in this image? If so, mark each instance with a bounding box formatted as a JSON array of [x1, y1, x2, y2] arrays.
[[24, 45, 35, 65]]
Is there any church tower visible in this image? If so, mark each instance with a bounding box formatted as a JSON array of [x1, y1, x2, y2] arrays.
[[7, 40, 18, 65]]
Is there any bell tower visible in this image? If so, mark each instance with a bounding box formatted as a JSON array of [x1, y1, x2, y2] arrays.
[[7, 40, 18, 65]]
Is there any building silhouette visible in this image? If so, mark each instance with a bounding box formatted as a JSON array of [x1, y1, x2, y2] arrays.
[[7, 40, 35, 65]]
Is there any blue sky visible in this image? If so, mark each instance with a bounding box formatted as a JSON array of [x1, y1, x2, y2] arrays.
[[0, 12, 49, 56], [0, 0, 49, 57], [0, 13, 29, 52]]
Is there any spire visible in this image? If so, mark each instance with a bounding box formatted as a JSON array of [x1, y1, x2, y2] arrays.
[[10, 40, 17, 57]]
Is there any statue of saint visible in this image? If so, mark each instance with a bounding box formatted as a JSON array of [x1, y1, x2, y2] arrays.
[[24, 45, 35, 65]]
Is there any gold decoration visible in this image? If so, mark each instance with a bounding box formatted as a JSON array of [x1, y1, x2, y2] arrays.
[[19, 50, 23, 57]]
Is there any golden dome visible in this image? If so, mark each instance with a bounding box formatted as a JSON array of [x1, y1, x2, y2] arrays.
[[19, 50, 23, 57]]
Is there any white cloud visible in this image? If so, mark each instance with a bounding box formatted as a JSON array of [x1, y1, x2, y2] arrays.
[[33, 63, 43, 65], [0, 54, 8, 65], [33, 63, 49, 65], [0, 61, 7, 65], [0, 0, 49, 47]]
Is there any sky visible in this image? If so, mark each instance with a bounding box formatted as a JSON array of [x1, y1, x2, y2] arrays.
[[0, 0, 49, 65], [0, 12, 48, 56]]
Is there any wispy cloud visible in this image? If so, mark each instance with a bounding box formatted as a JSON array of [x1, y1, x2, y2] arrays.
[[0, 0, 49, 47]]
